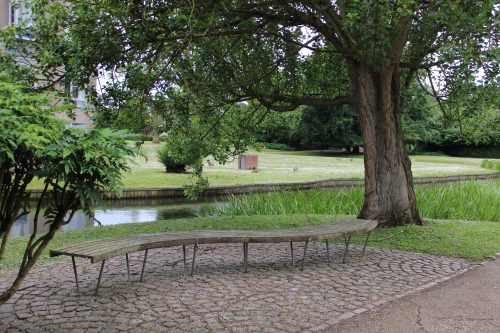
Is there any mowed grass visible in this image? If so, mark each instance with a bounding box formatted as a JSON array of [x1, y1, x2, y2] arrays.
[[209, 179, 500, 222], [123, 147, 497, 187], [2, 215, 498, 275], [27, 144, 496, 189], [124, 144, 494, 188]]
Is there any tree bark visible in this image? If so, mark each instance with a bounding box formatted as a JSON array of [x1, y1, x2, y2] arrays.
[[347, 62, 422, 226]]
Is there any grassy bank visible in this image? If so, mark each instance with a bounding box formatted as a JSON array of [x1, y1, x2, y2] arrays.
[[209, 179, 500, 222], [27, 145, 496, 189], [2, 215, 499, 275]]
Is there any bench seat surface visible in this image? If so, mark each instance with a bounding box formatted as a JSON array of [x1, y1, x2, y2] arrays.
[[50, 218, 377, 263]]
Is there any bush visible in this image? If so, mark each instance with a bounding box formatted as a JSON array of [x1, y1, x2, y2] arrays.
[[440, 145, 500, 158], [156, 145, 187, 173], [122, 133, 144, 141], [262, 142, 296, 151]]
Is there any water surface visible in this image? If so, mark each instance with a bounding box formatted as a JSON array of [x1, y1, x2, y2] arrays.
[[12, 197, 222, 237]]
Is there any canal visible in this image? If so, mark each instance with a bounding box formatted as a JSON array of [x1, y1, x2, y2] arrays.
[[12, 197, 224, 237]]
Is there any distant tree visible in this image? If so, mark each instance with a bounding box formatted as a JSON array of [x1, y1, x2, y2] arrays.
[[299, 105, 362, 150], [435, 84, 499, 147], [256, 109, 302, 147], [401, 83, 441, 152]]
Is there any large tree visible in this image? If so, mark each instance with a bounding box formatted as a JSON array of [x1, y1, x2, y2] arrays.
[[2, 0, 497, 226]]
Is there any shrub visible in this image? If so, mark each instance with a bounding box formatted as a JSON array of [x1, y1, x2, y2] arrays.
[[442, 145, 500, 158], [123, 133, 145, 141], [157, 145, 187, 173], [0, 72, 138, 304], [262, 142, 296, 151]]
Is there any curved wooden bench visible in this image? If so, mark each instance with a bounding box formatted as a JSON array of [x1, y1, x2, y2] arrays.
[[50, 218, 378, 295]]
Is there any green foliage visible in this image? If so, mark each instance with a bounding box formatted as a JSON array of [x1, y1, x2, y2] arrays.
[[40, 128, 137, 215], [401, 84, 441, 151], [440, 145, 500, 159], [436, 85, 499, 147], [299, 105, 362, 149], [156, 144, 188, 173], [0, 74, 64, 163], [210, 180, 500, 222], [210, 188, 364, 217], [262, 143, 296, 151], [0, 72, 65, 257], [123, 133, 147, 142], [2, 0, 497, 219], [0, 73, 139, 303], [481, 160, 500, 172], [256, 111, 302, 147]]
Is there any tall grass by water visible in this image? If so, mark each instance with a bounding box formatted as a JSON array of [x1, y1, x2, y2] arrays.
[[209, 179, 500, 222]]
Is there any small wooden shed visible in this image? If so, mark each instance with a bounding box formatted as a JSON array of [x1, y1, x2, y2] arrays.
[[238, 154, 258, 170]]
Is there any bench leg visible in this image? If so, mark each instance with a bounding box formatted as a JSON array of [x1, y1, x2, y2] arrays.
[[290, 242, 295, 267], [342, 235, 352, 264], [140, 249, 148, 282], [243, 243, 248, 273], [125, 253, 130, 280], [183, 245, 187, 275], [325, 239, 331, 262], [95, 260, 106, 296], [301, 240, 309, 271], [362, 232, 371, 256], [191, 244, 198, 277], [71, 256, 80, 293]]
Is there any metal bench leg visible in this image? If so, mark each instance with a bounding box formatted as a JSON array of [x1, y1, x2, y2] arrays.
[[140, 249, 148, 282], [325, 239, 331, 262], [301, 240, 309, 271], [183, 245, 187, 275], [71, 256, 80, 293], [342, 235, 352, 263], [125, 253, 130, 280], [191, 244, 198, 277], [243, 243, 248, 273], [290, 242, 295, 267], [95, 260, 106, 296], [362, 232, 371, 256]]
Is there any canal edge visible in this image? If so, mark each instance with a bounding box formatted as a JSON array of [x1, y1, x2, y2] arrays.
[[26, 173, 499, 200]]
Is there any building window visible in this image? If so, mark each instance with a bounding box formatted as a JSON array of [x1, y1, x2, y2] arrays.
[[8, 1, 32, 26], [70, 81, 87, 108]]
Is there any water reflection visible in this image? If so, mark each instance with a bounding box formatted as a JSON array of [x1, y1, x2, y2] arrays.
[[12, 197, 221, 237], [11, 209, 94, 237]]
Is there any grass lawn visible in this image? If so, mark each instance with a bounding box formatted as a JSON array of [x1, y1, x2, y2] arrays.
[[2, 214, 499, 275], [123, 146, 498, 187], [30, 143, 495, 188], [28, 144, 497, 189]]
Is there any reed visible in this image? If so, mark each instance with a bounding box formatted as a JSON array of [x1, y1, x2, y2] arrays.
[[209, 180, 500, 222]]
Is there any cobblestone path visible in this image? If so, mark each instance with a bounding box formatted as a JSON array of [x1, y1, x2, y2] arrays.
[[0, 244, 475, 332]]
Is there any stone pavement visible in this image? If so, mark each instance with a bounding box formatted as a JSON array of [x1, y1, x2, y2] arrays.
[[328, 256, 500, 333], [0, 243, 476, 332]]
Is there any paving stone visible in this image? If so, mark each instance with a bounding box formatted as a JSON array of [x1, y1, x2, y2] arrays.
[[0, 244, 475, 332]]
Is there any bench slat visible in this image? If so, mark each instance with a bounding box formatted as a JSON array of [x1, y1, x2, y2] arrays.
[[50, 219, 377, 263]]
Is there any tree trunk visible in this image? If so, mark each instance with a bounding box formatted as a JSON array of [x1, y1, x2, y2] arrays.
[[347, 62, 422, 227]]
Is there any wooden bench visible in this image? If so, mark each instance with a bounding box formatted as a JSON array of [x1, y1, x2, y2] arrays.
[[50, 218, 378, 295]]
